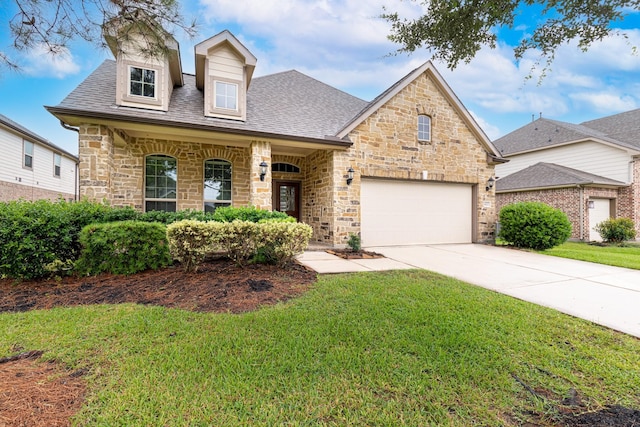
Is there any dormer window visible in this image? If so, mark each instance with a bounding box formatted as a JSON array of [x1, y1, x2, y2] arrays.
[[215, 81, 238, 110], [130, 66, 156, 98]]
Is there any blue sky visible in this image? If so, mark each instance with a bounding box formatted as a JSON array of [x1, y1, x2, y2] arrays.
[[1, 0, 639, 155]]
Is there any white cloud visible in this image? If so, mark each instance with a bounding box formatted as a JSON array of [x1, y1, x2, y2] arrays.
[[23, 44, 80, 78]]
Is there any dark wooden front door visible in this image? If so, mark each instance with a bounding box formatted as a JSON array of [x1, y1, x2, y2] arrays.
[[274, 181, 300, 221]]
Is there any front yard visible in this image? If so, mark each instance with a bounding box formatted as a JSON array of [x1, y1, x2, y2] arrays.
[[1, 267, 639, 426], [540, 241, 640, 270]]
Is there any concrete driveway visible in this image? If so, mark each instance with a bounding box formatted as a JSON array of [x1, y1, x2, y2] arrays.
[[297, 244, 640, 338]]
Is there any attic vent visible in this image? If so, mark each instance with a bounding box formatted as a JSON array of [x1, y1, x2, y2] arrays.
[[272, 163, 300, 173]]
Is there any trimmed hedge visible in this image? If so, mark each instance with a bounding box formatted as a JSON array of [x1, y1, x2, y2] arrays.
[[499, 202, 572, 250], [167, 219, 313, 270], [0, 200, 294, 279], [76, 221, 172, 275], [594, 217, 636, 243]]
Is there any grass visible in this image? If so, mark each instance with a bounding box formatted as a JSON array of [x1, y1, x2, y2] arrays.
[[2, 270, 640, 426], [540, 241, 640, 269]]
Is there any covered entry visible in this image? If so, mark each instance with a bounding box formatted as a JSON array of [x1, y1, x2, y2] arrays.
[[360, 179, 474, 246]]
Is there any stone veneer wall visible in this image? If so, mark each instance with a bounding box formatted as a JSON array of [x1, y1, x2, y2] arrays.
[[333, 71, 497, 245], [0, 180, 75, 202], [79, 125, 253, 210], [303, 150, 335, 243]]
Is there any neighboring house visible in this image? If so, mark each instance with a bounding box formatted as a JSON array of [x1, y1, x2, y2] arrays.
[[0, 113, 78, 202], [46, 27, 504, 247], [494, 114, 640, 241]]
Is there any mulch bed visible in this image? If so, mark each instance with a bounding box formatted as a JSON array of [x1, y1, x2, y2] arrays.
[[325, 249, 385, 259], [1, 257, 639, 426]]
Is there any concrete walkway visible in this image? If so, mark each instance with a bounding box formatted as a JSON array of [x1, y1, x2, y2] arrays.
[[296, 244, 640, 338]]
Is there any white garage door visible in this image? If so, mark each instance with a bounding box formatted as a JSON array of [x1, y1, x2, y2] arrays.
[[361, 179, 473, 246], [589, 199, 611, 241]]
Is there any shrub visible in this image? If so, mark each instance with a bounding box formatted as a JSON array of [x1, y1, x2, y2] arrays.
[[346, 233, 361, 251], [211, 206, 290, 223], [498, 202, 572, 250], [76, 221, 172, 275], [167, 220, 313, 270], [594, 217, 636, 243], [166, 220, 224, 271], [256, 222, 313, 266]]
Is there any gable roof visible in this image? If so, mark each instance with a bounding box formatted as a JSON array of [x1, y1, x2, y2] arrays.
[[47, 60, 368, 146], [496, 162, 627, 192], [337, 61, 502, 159], [0, 113, 78, 161], [494, 115, 640, 157]]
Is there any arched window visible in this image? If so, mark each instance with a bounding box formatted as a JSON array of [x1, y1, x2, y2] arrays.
[[204, 159, 232, 212], [145, 155, 177, 212], [272, 163, 300, 173], [418, 115, 431, 142]]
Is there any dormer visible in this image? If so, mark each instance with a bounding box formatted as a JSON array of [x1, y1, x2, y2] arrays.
[[195, 31, 257, 121], [104, 19, 183, 112]]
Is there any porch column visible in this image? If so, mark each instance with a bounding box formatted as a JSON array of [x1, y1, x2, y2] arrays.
[[249, 140, 272, 210]]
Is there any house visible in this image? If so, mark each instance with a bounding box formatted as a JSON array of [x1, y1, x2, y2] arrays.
[[0, 113, 78, 202], [46, 27, 504, 247], [494, 114, 640, 241]]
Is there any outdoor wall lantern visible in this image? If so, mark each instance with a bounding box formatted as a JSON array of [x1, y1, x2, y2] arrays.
[[346, 167, 355, 185], [588, 200, 595, 209], [259, 161, 268, 181], [486, 176, 495, 191]]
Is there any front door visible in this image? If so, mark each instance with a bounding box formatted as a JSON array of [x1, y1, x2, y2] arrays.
[[274, 181, 300, 221]]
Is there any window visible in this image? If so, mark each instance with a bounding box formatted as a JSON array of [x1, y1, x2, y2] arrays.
[[145, 155, 177, 212], [272, 163, 300, 173], [130, 66, 156, 98], [215, 81, 238, 110], [204, 159, 232, 212], [23, 140, 33, 168], [418, 115, 431, 142], [54, 153, 61, 177]]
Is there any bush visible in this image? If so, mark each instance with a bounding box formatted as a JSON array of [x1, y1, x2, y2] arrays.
[[167, 220, 313, 270], [498, 202, 572, 250], [0, 199, 111, 279], [346, 233, 361, 251], [594, 217, 636, 243], [211, 206, 291, 223], [76, 221, 172, 275]]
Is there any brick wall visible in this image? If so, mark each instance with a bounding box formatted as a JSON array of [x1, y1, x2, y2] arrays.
[[0, 180, 75, 202]]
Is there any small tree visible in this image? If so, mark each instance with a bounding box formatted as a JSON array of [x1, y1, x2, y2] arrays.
[[499, 202, 572, 250], [594, 218, 636, 243]]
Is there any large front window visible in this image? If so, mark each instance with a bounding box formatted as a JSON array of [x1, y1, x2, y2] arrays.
[[214, 81, 238, 110], [130, 66, 156, 98], [204, 159, 232, 212], [145, 155, 177, 212]]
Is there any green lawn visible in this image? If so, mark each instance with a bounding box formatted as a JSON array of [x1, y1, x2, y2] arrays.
[[2, 270, 639, 426], [540, 241, 640, 269]]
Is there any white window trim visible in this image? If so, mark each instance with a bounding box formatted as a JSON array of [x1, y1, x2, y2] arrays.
[[53, 153, 61, 178], [208, 76, 244, 119], [23, 140, 33, 169], [144, 154, 178, 212], [214, 80, 239, 111], [203, 159, 232, 210], [418, 115, 432, 143], [121, 60, 163, 107]]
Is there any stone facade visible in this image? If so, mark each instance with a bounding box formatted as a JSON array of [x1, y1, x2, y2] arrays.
[[0, 180, 75, 202], [76, 70, 498, 246], [332, 71, 497, 244]]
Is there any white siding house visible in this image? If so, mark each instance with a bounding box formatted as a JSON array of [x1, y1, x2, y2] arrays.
[[0, 114, 78, 202]]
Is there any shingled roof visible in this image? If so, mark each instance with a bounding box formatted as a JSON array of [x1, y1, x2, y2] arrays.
[[492, 117, 640, 156], [496, 162, 627, 192], [48, 60, 369, 143]]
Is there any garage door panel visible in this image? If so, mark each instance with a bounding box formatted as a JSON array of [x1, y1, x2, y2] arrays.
[[361, 179, 472, 246]]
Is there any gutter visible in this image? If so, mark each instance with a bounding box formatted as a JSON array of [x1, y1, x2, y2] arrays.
[[45, 106, 354, 149]]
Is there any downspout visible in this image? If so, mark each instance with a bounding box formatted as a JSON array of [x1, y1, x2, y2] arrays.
[[578, 185, 584, 241], [59, 120, 80, 201]]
